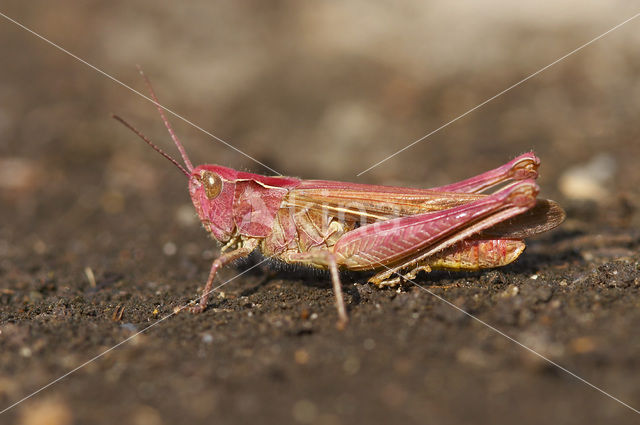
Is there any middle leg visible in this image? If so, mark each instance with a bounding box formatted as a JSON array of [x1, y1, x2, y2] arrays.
[[282, 250, 349, 328]]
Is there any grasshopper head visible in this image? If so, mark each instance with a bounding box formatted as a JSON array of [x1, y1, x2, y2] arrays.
[[113, 71, 243, 243], [189, 165, 238, 242]]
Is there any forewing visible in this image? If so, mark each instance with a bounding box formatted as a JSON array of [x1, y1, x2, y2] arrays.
[[286, 180, 564, 239], [284, 180, 485, 223]]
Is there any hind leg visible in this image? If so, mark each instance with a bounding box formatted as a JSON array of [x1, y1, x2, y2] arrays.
[[431, 152, 539, 194]]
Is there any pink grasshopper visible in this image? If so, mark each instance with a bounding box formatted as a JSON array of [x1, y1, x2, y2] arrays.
[[115, 74, 565, 327]]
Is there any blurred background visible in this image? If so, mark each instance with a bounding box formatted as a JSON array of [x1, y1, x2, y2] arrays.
[[3, 1, 640, 193], [1, 1, 640, 424]]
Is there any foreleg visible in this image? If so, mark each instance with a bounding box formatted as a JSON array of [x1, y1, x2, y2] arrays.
[[188, 240, 259, 313]]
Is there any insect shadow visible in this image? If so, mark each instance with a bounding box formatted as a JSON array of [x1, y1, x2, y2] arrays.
[[229, 251, 363, 305]]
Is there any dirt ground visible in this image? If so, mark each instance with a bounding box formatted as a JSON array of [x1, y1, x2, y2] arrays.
[[2, 2, 640, 424]]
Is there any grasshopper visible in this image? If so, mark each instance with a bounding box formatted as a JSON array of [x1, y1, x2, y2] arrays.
[[115, 73, 565, 327]]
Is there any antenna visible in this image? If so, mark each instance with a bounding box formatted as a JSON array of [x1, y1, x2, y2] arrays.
[[112, 114, 190, 177], [137, 65, 194, 172]]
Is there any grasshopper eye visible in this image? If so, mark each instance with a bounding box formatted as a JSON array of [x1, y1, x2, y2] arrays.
[[199, 171, 222, 199]]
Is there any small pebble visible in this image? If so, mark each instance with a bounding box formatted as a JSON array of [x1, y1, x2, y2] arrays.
[[131, 405, 163, 425], [175, 204, 199, 227], [84, 267, 96, 287], [343, 356, 360, 375], [292, 400, 317, 424], [456, 347, 488, 368], [558, 154, 616, 201], [570, 337, 597, 354], [363, 338, 376, 350], [300, 309, 311, 320], [100, 190, 125, 214], [499, 285, 519, 298], [19, 399, 72, 425], [0, 157, 38, 191], [162, 242, 177, 256], [33, 240, 47, 255], [120, 323, 137, 333], [379, 383, 408, 408], [294, 349, 310, 365]]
